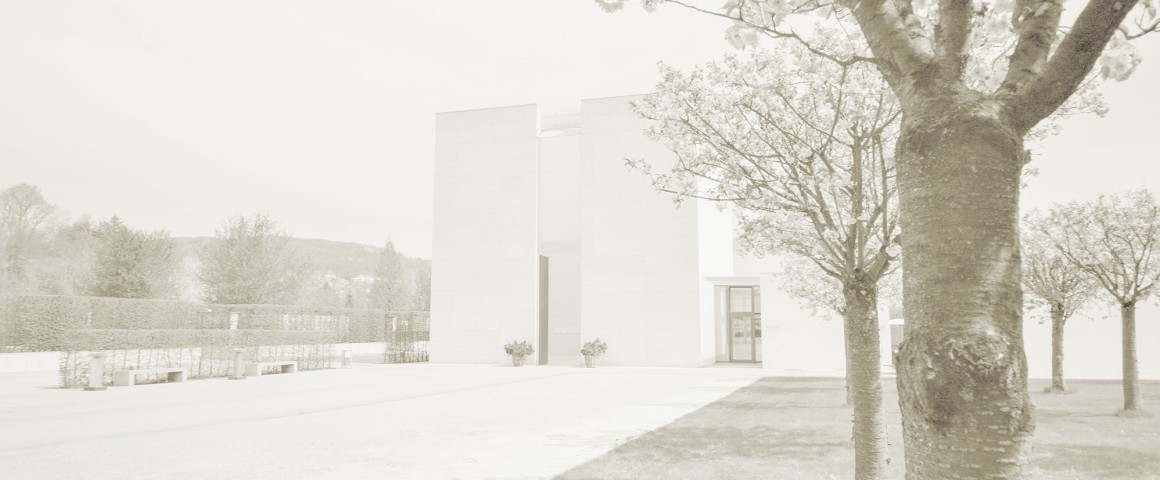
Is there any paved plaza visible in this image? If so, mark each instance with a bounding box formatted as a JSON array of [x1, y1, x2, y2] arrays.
[[0, 363, 768, 479]]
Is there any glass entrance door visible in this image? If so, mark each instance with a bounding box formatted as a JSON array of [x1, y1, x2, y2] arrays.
[[730, 313, 755, 361], [728, 287, 761, 363]]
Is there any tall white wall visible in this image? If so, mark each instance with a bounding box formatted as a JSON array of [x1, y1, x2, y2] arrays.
[[578, 96, 704, 366], [431, 105, 540, 364], [538, 131, 583, 365], [761, 288, 1160, 379], [698, 200, 737, 365], [760, 271, 847, 374], [1023, 303, 1160, 380]]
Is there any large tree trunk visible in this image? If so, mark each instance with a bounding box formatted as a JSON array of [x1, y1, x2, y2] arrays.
[[1049, 305, 1066, 393], [1120, 302, 1142, 413], [843, 280, 888, 480], [893, 97, 1035, 479]]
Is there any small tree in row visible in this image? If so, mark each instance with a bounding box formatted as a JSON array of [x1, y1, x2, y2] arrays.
[[1022, 213, 1098, 393], [1038, 189, 1159, 415]]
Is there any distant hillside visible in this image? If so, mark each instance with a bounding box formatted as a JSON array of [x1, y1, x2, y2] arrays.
[[172, 237, 429, 278]]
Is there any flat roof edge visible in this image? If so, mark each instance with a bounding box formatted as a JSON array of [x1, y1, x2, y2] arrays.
[[436, 94, 650, 116], [435, 103, 538, 116]]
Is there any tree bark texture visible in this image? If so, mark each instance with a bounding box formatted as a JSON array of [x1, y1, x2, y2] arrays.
[[843, 280, 888, 480], [1050, 305, 1066, 393], [1121, 302, 1142, 412], [893, 95, 1035, 479], [845, 323, 856, 406]]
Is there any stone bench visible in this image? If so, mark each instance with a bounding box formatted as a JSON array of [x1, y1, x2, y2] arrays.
[[113, 367, 188, 387], [244, 360, 297, 377]]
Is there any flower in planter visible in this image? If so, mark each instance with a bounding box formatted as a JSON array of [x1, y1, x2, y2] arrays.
[[580, 338, 607, 357], [504, 340, 534, 358], [504, 340, 534, 367]]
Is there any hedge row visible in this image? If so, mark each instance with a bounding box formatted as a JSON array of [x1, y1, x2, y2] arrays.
[[55, 329, 338, 387], [381, 311, 429, 363], [60, 343, 334, 388], [0, 295, 429, 352], [59, 329, 336, 350]]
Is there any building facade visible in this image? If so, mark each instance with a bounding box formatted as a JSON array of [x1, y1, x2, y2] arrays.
[[430, 95, 871, 369], [431, 95, 1160, 378]]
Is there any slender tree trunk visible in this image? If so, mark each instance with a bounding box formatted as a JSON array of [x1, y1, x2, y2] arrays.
[[843, 280, 888, 480], [1049, 305, 1066, 393], [893, 98, 1035, 479], [844, 324, 855, 406], [1120, 302, 1142, 413]]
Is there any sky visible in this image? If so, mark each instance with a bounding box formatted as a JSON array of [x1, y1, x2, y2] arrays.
[[0, 1, 1157, 259]]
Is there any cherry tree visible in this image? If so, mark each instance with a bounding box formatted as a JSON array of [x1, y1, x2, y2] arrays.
[[1041, 190, 1159, 415], [1022, 211, 1098, 393], [631, 39, 901, 478], [599, 0, 1157, 476]]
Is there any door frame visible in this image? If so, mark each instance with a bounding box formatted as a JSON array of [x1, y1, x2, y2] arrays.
[[726, 286, 759, 363]]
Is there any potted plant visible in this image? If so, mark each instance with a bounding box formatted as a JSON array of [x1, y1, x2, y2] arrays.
[[580, 338, 607, 368], [504, 340, 534, 367]]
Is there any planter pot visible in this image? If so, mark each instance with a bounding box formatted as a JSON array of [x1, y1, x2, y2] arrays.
[[511, 355, 526, 367], [583, 355, 595, 368]]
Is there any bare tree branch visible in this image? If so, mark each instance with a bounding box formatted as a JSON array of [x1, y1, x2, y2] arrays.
[[845, 0, 936, 93], [999, 0, 1064, 94], [934, 0, 975, 82], [1007, 0, 1141, 133]]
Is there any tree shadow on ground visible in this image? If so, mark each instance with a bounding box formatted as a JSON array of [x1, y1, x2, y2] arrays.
[[589, 424, 848, 464], [1034, 408, 1110, 420], [559, 377, 1159, 480], [1034, 444, 1160, 479], [555, 377, 868, 480]]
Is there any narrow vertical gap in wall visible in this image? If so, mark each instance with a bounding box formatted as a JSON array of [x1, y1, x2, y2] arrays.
[[715, 286, 729, 363], [539, 255, 549, 365]]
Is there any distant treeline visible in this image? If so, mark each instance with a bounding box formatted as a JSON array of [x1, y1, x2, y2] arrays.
[[0, 183, 430, 310]]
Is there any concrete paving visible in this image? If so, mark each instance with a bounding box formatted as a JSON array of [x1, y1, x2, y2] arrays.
[[0, 363, 769, 480]]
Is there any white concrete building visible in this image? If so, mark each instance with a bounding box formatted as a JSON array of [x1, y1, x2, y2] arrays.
[[431, 95, 857, 369], [430, 95, 1160, 379]]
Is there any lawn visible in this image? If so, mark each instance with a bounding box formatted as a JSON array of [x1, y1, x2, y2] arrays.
[[555, 377, 1160, 480]]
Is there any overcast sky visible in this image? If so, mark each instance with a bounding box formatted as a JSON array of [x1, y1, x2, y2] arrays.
[[1, 1, 1157, 259]]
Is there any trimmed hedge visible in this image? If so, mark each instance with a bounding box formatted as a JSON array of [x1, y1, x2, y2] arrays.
[[0, 295, 430, 387], [6, 295, 78, 352], [56, 329, 338, 388], [59, 329, 335, 351], [60, 346, 334, 388], [382, 311, 430, 363], [57, 329, 337, 387], [0, 295, 428, 351]]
